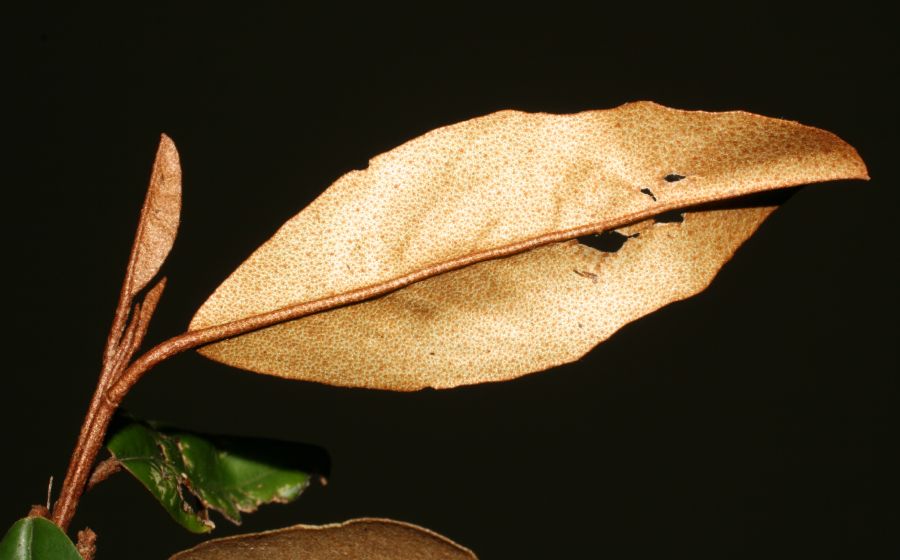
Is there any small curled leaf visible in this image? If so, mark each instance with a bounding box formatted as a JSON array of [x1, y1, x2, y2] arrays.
[[127, 133, 181, 298], [169, 518, 477, 560]]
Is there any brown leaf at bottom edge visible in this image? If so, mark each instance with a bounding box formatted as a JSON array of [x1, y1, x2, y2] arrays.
[[168, 518, 477, 560]]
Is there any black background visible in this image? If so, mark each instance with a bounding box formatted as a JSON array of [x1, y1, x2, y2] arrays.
[[7, 3, 898, 559]]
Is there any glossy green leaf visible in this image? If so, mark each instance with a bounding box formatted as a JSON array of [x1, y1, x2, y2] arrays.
[[0, 517, 83, 560], [106, 422, 322, 533]]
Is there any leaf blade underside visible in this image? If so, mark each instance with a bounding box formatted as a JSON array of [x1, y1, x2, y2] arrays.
[[190, 102, 867, 390], [201, 205, 773, 389], [127, 134, 182, 298]]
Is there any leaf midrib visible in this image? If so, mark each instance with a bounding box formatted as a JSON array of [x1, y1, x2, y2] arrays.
[[192, 178, 838, 336]]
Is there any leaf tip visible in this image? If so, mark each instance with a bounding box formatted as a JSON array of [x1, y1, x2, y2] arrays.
[[158, 132, 178, 155], [153, 133, 182, 183]]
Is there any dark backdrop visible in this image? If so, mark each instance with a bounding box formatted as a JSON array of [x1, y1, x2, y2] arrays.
[[7, 4, 897, 559]]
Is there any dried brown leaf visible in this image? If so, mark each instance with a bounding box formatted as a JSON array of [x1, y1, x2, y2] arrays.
[[190, 102, 866, 390], [168, 518, 477, 560], [126, 134, 181, 298], [199, 205, 774, 389]]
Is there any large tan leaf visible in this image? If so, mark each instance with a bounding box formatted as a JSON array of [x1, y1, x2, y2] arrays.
[[189, 102, 866, 389], [201, 205, 773, 389], [169, 518, 477, 560]]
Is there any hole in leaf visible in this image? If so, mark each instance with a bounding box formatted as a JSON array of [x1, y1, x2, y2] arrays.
[[640, 187, 657, 201], [177, 478, 205, 514], [644, 186, 800, 226], [664, 173, 686, 182], [654, 210, 685, 224], [690, 185, 798, 211], [579, 230, 639, 253]]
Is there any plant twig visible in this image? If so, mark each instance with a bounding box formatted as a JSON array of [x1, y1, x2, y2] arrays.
[[108, 302, 141, 383], [52, 396, 118, 530], [51, 282, 165, 530], [86, 458, 123, 492], [52, 245, 147, 530], [52, 136, 182, 532]]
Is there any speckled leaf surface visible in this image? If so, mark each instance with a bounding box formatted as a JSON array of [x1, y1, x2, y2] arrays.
[[190, 102, 867, 390], [169, 518, 477, 560], [0, 517, 83, 560], [106, 423, 313, 533], [126, 134, 181, 297], [200, 204, 776, 389]]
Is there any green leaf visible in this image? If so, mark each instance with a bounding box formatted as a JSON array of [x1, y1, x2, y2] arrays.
[[0, 517, 83, 560], [106, 422, 323, 533]]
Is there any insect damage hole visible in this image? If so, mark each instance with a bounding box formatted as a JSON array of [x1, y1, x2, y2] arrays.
[[653, 210, 685, 224], [176, 476, 206, 515], [579, 230, 639, 253], [640, 187, 657, 201], [664, 173, 686, 182]]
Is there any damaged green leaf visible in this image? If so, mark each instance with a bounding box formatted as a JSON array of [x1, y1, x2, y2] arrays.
[[105, 422, 323, 533]]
